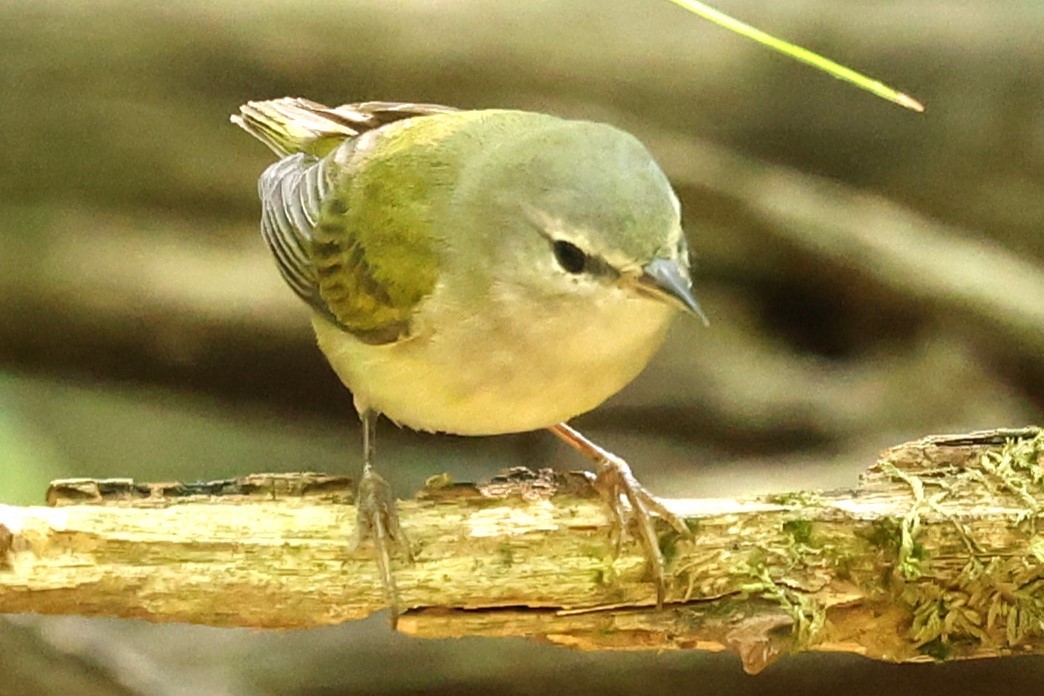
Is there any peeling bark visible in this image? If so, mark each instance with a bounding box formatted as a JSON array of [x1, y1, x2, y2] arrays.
[[1, 429, 1041, 673]]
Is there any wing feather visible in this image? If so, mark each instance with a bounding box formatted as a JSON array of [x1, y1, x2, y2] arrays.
[[236, 98, 461, 343], [258, 153, 332, 317]]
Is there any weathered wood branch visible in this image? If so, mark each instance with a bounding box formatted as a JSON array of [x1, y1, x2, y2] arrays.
[[1, 428, 1042, 673]]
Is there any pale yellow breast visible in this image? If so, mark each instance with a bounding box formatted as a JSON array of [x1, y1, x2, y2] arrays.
[[311, 287, 676, 436]]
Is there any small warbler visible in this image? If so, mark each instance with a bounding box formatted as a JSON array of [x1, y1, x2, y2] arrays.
[[232, 98, 706, 620]]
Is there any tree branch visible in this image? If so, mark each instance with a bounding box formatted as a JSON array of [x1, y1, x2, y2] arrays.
[[1, 428, 1042, 673]]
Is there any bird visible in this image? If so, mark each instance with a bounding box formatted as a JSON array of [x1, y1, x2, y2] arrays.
[[232, 97, 706, 623]]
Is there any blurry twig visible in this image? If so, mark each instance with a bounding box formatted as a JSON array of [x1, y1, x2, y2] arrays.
[[651, 133, 1044, 360]]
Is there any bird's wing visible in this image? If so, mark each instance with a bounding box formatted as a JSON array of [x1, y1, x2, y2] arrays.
[[333, 100, 460, 128], [236, 98, 455, 344], [256, 152, 330, 319]]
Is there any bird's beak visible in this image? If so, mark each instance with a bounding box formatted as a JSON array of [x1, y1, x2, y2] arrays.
[[635, 258, 709, 326]]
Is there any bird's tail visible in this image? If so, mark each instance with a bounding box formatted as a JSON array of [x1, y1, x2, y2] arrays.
[[232, 97, 460, 158], [231, 97, 369, 158]]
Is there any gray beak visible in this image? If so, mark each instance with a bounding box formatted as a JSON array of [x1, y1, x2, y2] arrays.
[[637, 258, 709, 326]]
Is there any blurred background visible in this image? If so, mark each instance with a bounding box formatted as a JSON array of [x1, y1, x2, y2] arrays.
[[1, 0, 1042, 694]]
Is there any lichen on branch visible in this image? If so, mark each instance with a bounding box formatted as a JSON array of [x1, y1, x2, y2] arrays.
[[0, 428, 1041, 674]]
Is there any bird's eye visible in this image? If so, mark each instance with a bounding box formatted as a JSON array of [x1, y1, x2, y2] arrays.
[[552, 240, 587, 274]]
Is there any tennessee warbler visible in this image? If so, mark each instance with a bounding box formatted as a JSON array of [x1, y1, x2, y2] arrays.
[[232, 98, 705, 619]]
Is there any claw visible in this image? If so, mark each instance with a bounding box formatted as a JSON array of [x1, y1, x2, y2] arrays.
[[551, 424, 690, 607], [349, 410, 413, 629], [350, 463, 413, 628]]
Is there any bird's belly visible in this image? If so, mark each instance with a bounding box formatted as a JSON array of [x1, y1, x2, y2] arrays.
[[311, 301, 674, 435]]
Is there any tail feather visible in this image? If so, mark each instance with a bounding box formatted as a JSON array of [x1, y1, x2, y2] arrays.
[[232, 97, 461, 158], [231, 97, 368, 158]]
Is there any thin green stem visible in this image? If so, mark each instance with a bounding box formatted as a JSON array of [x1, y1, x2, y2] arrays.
[[666, 0, 925, 112]]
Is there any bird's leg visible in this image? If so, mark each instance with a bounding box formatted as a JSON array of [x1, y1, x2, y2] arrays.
[[348, 409, 413, 628], [547, 422, 690, 607]]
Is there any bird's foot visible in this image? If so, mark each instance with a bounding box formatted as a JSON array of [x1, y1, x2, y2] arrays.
[[348, 464, 413, 628], [586, 452, 690, 607], [548, 424, 690, 607]]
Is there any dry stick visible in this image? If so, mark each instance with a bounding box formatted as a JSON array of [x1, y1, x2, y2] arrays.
[[0, 428, 1042, 674]]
